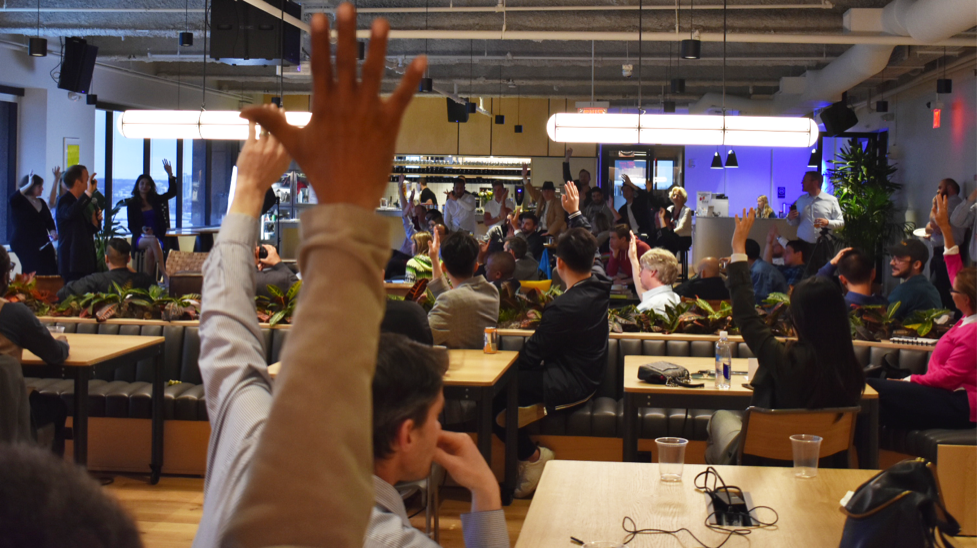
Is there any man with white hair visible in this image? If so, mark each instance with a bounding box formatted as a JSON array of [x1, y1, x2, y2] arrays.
[[628, 241, 681, 315]]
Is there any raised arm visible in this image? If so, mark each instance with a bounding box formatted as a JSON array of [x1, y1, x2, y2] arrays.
[[48, 166, 62, 208], [522, 163, 541, 203], [159, 160, 178, 200], [627, 231, 646, 295], [229, 7, 426, 546], [563, 148, 573, 184]]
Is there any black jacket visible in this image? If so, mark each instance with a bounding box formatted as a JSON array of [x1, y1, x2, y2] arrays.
[[55, 191, 98, 279], [0, 300, 69, 365], [381, 299, 433, 345], [8, 191, 58, 275], [563, 161, 594, 209], [255, 263, 300, 299], [675, 276, 730, 301], [519, 229, 546, 263], [125, 176, 177, 251], [617, 188, 655, 236], [56, 268, 155, 302], [727, 261, 861, 410], [515, 213, 611, 411]]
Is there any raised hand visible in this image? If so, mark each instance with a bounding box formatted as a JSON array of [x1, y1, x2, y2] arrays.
[[429, 226, 443, 280], [52, 166, 62, 182], [229, 117, 293, 218], [239, 4, 425, 211], [522, 163, 529, 180], [830, 247, 853, 266], [433, 431, 500, 512], [87, 172, 98, 195], [162, 159, 174, 177], [561, 181, 579, 215], [731, 208, 756, 254], [627, 230, 639, 265]]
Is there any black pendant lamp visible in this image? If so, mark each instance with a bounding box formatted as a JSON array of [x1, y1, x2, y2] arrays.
[[725, 149, 739, 168], [178, 0, 193, 46], [514, 95, 522, 133], [681, 0, 700, 60], [663, 100, 676, 113], [29, 0, 46, 57], [711, 151, 723, 169], [671, 79, 686, 94], [418, 0, 433, 92]]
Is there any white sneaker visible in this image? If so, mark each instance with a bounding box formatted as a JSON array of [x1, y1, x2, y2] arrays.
[[513, 446, 555, 499]]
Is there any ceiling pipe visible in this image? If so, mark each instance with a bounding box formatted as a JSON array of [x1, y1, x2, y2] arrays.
[[881, 0, 977, 44], [342, 2, 835, 13]]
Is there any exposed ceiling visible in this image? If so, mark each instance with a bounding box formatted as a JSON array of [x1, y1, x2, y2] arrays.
[[0, 0, 974, 113]]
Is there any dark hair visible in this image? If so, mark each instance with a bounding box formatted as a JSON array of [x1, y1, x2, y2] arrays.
[[804, 171, 823, 184], [440, 231, 479, 278], [20, 174, 44, 193], [486, 251, 516, 281], [837, 248, 874, 285], [786, 240, 810, 262], [579, 168, 591, 178], [63, 165, 87, 189], [425, 209, 444, 223], [491, 180, 505, 189], [0, 248, 10, 295], [590, 187, 603, 197], [0, 443, 142, 547], [555, 227, 598, 274], [942, 178, 960, 195], [611, 224, 631, 240], [372, 334, 448, 460], [131, 174, 158, 200], [106, 238, 131, 265], [518, 212, 539, 226], [745, 239, 761, 260], [505, 236, 528, 259], [788, 276, 865, 408]]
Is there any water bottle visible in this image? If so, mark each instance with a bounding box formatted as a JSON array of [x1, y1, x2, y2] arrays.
[[715, 331, 732, 390]]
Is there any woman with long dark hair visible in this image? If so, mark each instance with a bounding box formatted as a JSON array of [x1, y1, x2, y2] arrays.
[[126, 159, 177, 285], [9, 171, 59, 275], [705, 208, 865, 464]]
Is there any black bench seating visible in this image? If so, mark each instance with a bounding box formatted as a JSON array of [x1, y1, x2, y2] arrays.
[[27, 319, 974, 463]]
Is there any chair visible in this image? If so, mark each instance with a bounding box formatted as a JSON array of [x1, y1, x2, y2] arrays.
[[165, 250, 209, 279], [168, 274, 204, 297], [737, 406, 861, 468], [519, 279, 552, 293]]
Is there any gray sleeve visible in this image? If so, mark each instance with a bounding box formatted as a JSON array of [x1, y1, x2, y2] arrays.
[[461, 509, 510, 548], [950, 199, 975, 228]]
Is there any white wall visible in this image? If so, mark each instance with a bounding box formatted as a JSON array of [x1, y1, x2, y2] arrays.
[[0, 39, 250, 197]]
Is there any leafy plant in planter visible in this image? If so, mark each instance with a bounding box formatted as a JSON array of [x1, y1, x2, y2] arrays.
[[902, 308, 953, 338], [96, 202, 128, 273], [5, 273, 54, 316], [256, 281, 302, 327], [850, 302, 901, 341], [828, 139, 906, 258]]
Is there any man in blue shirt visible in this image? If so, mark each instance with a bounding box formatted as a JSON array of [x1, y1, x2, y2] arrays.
[[886, 238, 942, 320], [763, 227, 809, 287], [745, 239, 788, 304], [817, 247, 888, 308]]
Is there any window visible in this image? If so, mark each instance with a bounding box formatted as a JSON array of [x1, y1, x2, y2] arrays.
[[112, 112, 144, 232], [208, 140, 240, 227], [184, 139, 206, 227]]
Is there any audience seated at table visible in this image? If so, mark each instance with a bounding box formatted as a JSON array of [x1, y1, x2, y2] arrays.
[[492, 183, 610, 499], [868, 196, 976, 432], [886, 238, 942, 320], [744, 238, 789, 304], [405, 231, 433, 283], [630, 246, 681, 315], [56, 238, 154, 302], [427, 230, 500, 349], [425, 209, 445, 234], [763, 226, 809, 287], [0, 247, 70, 456], [523, 175, 566, 239], [254, 244, 300, 299], [705, 208, 864, 465], [367, 333, 508, 547], [582, 186, 614, 236], [674, 257, 729, 301], [816, 247, 887, 308], [605, 224, 650, 286], [505, 236, 540, 281]]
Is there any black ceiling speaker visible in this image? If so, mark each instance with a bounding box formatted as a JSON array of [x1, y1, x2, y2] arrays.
[[210, 0, 301, 66], [57, 37, 98, 94], [819, 101, 858, 137], [86, 94, 98, 105], [681, 39, 700, 60], [28, 37, 47, 57], [495, 115, 505, 124], [936, 79, 952, 94], [514, 125, 523, 133], [466, 100, 477, 114], [179, 32, 194, 47], [671, 78, 685, 94], [418, 77, 433, 93], [876, 100, 889, 113], [446, 98, 470, 123], [663, 100, 676, 113]]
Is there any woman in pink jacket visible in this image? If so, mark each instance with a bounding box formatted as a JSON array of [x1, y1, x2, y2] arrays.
[[868, 196, 976, 430]]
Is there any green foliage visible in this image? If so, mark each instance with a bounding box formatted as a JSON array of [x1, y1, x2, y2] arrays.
[[255, 280, 302, 327], [828, 139, 907, 257], [96, 202, 128, 272], [902, 308, 952, 338]]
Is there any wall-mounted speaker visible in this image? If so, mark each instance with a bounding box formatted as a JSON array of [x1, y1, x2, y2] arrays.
[[447, 99, 470, 123], [57, 37, 98, 94], [210, 0, 301, 66]]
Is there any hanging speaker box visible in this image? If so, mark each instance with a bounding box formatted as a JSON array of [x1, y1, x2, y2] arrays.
[[57, 37, 98, 94]]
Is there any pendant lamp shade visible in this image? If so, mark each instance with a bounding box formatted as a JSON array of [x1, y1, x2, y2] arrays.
[[495, 115, 505, 125], [514, 125, 523, 133], [28, 37, 47, 57], [179, 32, 193, 47], [681, 39, 701, 60], [467, 100, 477, 114], [711, 152, 724, 169], [725, 149, 739, 168], [671, 78, 686, 94], [546, 113, 819, 148], [418, 77, 433, 93], [807, 147, 818, 168]]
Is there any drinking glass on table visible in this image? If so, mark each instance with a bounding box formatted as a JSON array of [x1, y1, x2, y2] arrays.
[[655, 437, 689, 482], [790, 434, 822, 478], [47, 325, 64, 334]]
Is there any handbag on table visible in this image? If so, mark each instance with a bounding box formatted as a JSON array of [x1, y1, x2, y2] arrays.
[[637, 362, 704, 388]]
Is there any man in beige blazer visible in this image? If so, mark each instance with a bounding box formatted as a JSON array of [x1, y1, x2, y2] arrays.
[[427, 229, 501, 349], [522, 164, 566, 238]]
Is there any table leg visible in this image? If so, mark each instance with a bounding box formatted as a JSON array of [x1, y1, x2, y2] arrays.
[[503, 372, 518, 505], [72, 367, 91, 466], [856, 399, 880, 469], [150, 347, 165, 484], [475, 388, 493, 465], [623, 393, 638, 462]]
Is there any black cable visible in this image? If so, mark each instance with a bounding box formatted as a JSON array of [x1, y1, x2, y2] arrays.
[[638, 0, 642, 110], [202, 0, 208, 109]]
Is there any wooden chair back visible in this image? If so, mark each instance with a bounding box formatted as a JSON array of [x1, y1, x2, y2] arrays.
[[738, 406, 860, 467], [165, 251, 209, 277]]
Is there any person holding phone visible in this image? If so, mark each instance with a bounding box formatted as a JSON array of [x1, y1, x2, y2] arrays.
[[56, 165, 100, 283], [126, 160, 177, 286], [786, 171, 843, 245]]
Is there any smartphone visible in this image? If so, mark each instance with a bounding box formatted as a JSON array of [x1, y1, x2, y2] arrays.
[[789, 204, 797, 212]]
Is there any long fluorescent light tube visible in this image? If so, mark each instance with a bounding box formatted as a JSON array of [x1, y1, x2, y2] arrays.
[[118, 110, 313, 140], [546, 113, 819, 148]]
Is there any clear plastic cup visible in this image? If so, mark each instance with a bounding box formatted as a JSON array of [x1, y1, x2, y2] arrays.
[[655, 437, 689, 482], [790, 434, 822, 478], [47, 325, 64, 334]]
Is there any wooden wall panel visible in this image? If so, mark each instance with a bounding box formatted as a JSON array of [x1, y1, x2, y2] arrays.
[[459, 101, 492, 155], [547, 98, 597, 158], [395, 96, 459, 154], [491, 97, 549, 157], [261, 94, 310, 111]]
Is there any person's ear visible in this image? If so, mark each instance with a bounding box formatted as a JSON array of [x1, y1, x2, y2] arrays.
[[395, 418, 416, 453], [838, 274, 850, 288]]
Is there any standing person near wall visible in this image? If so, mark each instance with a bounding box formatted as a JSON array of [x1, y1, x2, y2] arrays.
[[9, 171, 59, 275], [126, 160, 177, 286], [56, 165, 100, 283], [924, 178, 965, 309], [950, 187, 977, 265]]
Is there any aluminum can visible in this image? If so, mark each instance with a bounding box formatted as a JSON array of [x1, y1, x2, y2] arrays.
[[483, 327, 498, 354]]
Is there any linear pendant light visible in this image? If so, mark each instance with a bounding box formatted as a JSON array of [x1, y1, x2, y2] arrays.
[[118, 110, 312, 140], [545, 113, 818, 148]]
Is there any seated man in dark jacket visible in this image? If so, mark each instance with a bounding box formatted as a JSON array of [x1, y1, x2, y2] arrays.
[[56, 238, 154, 301], [675, 256, 729, 301], [255, 244, 300, 299], [493, 183, 610, 499]]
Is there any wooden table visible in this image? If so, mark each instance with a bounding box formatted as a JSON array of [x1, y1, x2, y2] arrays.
[[268, 349, 521, 501], [22, 333, 167, 483], [384, 282, 414, 298], [622, 356, 880, 468], [517, 460, 875, 548]]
